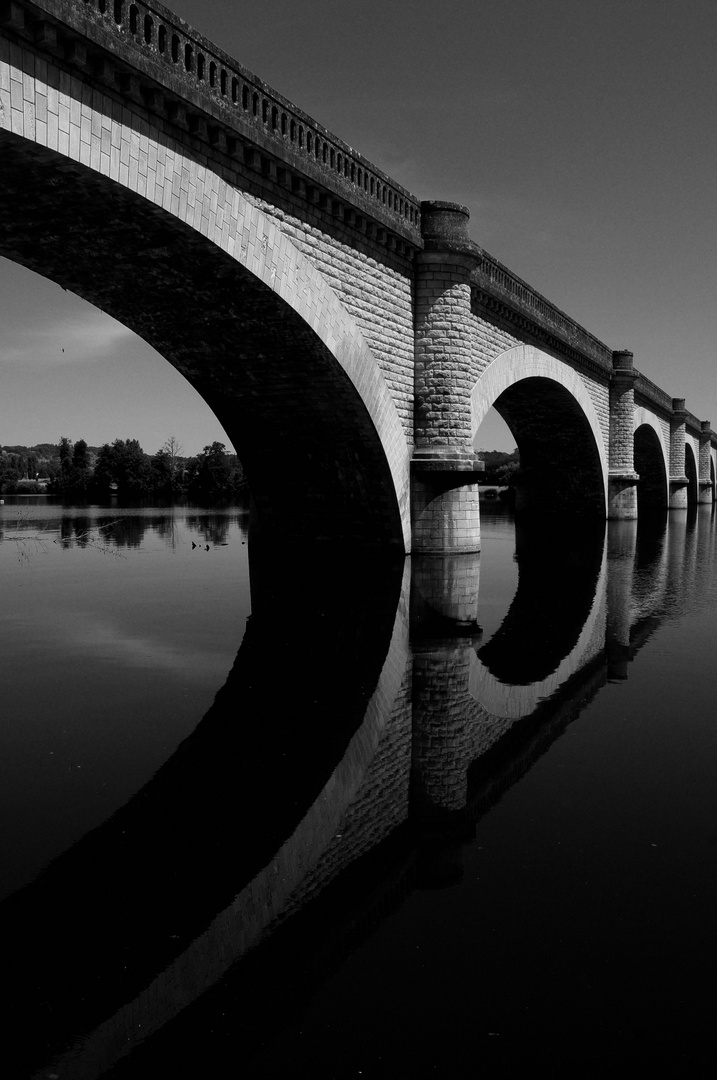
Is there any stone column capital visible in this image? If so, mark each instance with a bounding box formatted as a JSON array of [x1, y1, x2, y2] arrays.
[[411, 446, 484, 473], [611, 350, 637, 384], [419, 200, 483, 264]]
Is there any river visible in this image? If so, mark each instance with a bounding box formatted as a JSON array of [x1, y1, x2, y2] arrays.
[[1, 497, 716, 1076]]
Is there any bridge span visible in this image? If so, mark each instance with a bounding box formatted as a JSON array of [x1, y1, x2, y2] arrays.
[[1, 0, 714, 552]]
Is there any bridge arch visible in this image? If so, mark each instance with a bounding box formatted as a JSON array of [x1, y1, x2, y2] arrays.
[[633, 409, 669, 510], [471, 520, 606, 717], [0, 55, 410, 550], [471, 345, 608, 516]]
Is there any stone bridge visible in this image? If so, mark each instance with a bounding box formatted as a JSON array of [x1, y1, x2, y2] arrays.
[[1, 0, 715, 551]]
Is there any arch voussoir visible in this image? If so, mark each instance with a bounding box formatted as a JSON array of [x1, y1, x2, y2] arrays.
[[471, 345, 608, 516], [0, 46, 410, 549]]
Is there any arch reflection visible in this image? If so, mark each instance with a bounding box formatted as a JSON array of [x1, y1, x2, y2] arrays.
[[477, 519, 605, 685], [3, 508, 714, 1079]]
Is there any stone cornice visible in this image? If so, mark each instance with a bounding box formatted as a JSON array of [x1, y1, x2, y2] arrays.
[[685, 410, 705, 438], [635, 373, 717, 447], [4, 0, 423, 252], [471, 285, 612, 382], [633, 370, 674, 418], [471, 251, 613, 379]]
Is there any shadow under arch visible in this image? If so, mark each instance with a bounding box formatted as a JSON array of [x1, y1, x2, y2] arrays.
[[0, 121, 409, 549], [685, 441, 699, 505], [476, 517, 606, 689], [634, 418, 669, 510], [472, 345, 607, 517], [0, 546, 409, 1078]]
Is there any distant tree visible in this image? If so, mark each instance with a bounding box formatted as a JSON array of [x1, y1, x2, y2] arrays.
[[73, 439, 89, 471], [162, 435, 183, 478], [44, 458, 61, 482], [495, 460, 519, 486], [151, 435, 184, 492], [188, 442, 232, 495], [118, 438, 154, 492], [58, 436, 73, 480], [70, 439, 92, 491], [186, 442, 244, 497], [0, 452, 22, 493], [92, 442, 116, 491], [50, 436, 94, 493], [93, 438, 153, 494], [151, 448, 174, 491], [477, 448, 520, 486]]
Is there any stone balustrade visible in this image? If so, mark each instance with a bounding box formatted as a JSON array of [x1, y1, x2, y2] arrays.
[[4, 0, 422, 248]]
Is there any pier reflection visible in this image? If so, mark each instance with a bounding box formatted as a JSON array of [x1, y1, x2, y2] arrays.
[[3, 507, 715, 1078]]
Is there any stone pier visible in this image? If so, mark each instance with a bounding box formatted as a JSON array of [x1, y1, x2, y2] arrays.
[[608, 350, 639, 519], [669, 399, 689, 509], [411, 202, 483, 553]]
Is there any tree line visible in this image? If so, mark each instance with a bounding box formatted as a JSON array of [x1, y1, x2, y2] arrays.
[[476, 448, 519, 486], [0, 437, 246, 498], [1, 437, 516, 496]]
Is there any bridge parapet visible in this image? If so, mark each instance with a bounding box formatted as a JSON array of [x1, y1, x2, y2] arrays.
[[4, 0, 717, 534], [635, 370, 714, 445], [3, 0, 422, 251], [685, 409, 706, 438], [471, 250, 613, 373], [634, 369, 674, 416]]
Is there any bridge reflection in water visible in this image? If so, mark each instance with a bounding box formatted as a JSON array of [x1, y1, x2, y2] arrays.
[[3, 507, 716, 1077]]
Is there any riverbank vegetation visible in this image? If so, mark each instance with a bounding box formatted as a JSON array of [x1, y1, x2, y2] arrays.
[[476, 448, 519, 487], [0, 437, 246, 499], [2, 440, 519, 499]]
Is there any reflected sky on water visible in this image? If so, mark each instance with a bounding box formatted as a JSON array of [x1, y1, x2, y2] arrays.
[[0, 500, 250, 900], [2, 498, 717, 1075]]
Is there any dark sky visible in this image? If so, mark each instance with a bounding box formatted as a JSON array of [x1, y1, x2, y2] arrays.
[[2, 0, 716, 452]]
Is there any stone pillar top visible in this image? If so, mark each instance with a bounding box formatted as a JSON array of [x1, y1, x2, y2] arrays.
[[672, 397, 687, 415], [420, 201, 479, 261], [701, 420, 712, 434], [420, 201, 470, 240], [611, 350, 636, 386], [612, 349, 634, 371]]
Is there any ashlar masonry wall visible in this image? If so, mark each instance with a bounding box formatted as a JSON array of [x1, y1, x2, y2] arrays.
[[252, 196, 416, 442], [0, 37, 414, 548]]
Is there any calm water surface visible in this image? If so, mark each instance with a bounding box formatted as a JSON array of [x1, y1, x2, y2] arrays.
[[1, 499, 250, 901], [2, 498, 717, 1076]]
